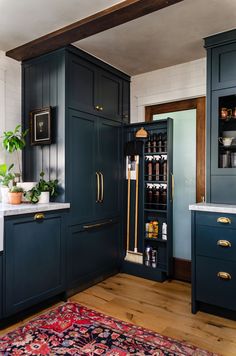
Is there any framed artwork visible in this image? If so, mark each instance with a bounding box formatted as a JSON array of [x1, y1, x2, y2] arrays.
[[30, 107, 52, 145]]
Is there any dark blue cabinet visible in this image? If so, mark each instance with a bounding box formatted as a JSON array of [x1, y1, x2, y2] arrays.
[[205, 30, 236, 203], [192, 210, 236, 316], [0, 253, 2, 319], [67, 51, 124, 122], [4, 212, 66, 317], [67, 219, 120, 290], [66, 110, 121, 225]]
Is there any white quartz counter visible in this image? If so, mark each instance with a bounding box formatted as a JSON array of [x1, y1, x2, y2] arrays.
[[0, 202, 70, 252], [189, 202, 236, 214]]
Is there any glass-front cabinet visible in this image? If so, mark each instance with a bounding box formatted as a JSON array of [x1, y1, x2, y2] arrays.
[[211, 88, 236, 175]]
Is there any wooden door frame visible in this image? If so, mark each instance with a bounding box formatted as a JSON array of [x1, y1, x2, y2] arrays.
[[145, 97, 206, 203]]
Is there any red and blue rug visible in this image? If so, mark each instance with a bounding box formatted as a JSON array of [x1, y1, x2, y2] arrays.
[[0, 302, 217, 355]]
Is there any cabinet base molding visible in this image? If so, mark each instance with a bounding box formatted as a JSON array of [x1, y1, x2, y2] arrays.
[[194, 301, 236, 321], [66, 269, 120, 298], [0, 293, 64, 330], [173, 258, 191, 283], [121, 261, 167, 282]]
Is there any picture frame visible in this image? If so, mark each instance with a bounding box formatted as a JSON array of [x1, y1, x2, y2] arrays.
[[30, 107, 52, 145]]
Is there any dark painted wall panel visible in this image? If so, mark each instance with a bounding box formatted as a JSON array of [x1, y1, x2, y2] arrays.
[[22, 50, 66, 201]]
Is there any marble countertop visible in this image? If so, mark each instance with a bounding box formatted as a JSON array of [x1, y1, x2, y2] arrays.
[[0, 202, 70, 217], [189, 202, 236, 214]]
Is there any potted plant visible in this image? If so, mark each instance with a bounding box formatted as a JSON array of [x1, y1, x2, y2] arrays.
[[26, 172, 58, 204], [8, 186, 24, 205], [1, 124, 28, 180], [0, 163, 15, 203]]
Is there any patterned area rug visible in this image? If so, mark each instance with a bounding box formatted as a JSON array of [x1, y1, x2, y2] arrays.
[[0, 302, 217, 355]]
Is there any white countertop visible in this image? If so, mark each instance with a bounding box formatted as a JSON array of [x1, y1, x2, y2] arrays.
[[0, 202, 70, 217], [189, 202, 236, 214], [0, 202, 70, 252]]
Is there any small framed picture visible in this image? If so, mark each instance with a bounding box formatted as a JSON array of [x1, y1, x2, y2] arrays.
[[30, 107, 52, 145]]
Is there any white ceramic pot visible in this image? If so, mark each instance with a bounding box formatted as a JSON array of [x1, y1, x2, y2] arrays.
[[1, 186, 9, 203], [38, 191, 50, 204]]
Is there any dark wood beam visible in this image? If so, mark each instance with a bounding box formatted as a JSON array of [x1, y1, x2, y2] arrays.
[[6, 0, 183, 61]]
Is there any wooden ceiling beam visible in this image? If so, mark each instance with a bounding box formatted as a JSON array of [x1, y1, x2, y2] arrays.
[[6, 0, 183, 61]]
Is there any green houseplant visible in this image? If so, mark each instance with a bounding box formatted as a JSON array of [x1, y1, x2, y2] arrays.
[[1, 124, 28, 178], [0, 163, 15, 203], [26, 171, 58, 204], [8, 186, 24, 205]]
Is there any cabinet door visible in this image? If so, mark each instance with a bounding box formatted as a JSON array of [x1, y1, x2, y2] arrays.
[[97, 70, 122, 121], [67, 110, 98, 224], [4, 213, 65, 316], [122, 80, 130, 124], [0, 253, 2, 319], [212, 43, 236, 90], [68, 54, 98, 115], [67, 220, 120, 290], [96, 119, 121, 219]]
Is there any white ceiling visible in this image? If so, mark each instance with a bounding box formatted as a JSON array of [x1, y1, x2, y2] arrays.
[[1, 0, 236, 75]]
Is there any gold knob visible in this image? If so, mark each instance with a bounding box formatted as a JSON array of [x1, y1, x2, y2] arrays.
[[95, 105, 100, 110], [34, 213, 45, 220], [217, 240, 232, 248], [217, 272, 232, 280], [217, 217, 231, 224], [99, 106, 103, 111]]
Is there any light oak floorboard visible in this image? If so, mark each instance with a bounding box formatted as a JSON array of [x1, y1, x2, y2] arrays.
[[0, 273, 236, 355]]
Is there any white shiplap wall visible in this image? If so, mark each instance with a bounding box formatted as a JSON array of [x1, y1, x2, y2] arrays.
[[130, 58, 206, 123], [0, 51, 21, 165]]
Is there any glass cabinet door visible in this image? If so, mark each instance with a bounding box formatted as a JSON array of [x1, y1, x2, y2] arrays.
[[211, 88, 236, 175]]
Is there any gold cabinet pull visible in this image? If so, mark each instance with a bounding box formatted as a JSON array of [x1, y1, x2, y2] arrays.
[[34, 213, 45, 220], [83, 219, 113, 229], [171, 173, 174, 202], [96, 172, 100, 203], [217, 272, 232, 280], [217, 240, 232, 248], [95, 105, 100, 111], [99, 172, 104, 202], [99, 106, 103, 111], [217, 217, 231, 224]]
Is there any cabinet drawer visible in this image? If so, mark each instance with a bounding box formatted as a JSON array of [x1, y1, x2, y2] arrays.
[[196, 225, 236, 261], [196, 256, 236, 311], [196, 211, 236, 228]]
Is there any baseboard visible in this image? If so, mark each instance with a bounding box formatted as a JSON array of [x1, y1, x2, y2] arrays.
[[173, 258, 191, 283]]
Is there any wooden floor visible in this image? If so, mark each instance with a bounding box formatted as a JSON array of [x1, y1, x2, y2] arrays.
[[1, 273, 236, 355]]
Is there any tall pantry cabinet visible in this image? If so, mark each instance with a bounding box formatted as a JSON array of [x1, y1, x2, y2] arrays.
[[22, 46, 130, 293]]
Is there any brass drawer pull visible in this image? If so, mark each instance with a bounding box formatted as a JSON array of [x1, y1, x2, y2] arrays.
[[217, 240, 232, 248], [83, 219, 113, 229], [34, 213, 45, 220], [217, 272, 232, 280], [217, 217, 231, 224]]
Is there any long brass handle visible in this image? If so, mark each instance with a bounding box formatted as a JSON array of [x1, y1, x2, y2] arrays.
[[217, 271, 232, 280], [83, 219, 113, 229], [34, 213, 45, 220], [96, 172, 100, 203], [217, 240, 232, 248], [171, 173, 174, 202], [100, 172, 104, 202], [217, 217, 231, 224]]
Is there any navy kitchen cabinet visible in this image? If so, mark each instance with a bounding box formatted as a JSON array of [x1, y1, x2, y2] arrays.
[[67, 219, 120, 291], [4, 212, 66, 317], [205, 29, 236, 203], [67, 50, 125, 122], [192, 210, 236, 317], [66, 110, 121, 225], [0, 253, 2, 319]]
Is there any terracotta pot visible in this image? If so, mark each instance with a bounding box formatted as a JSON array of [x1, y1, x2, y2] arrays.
[[8, 192, 22, 205]]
